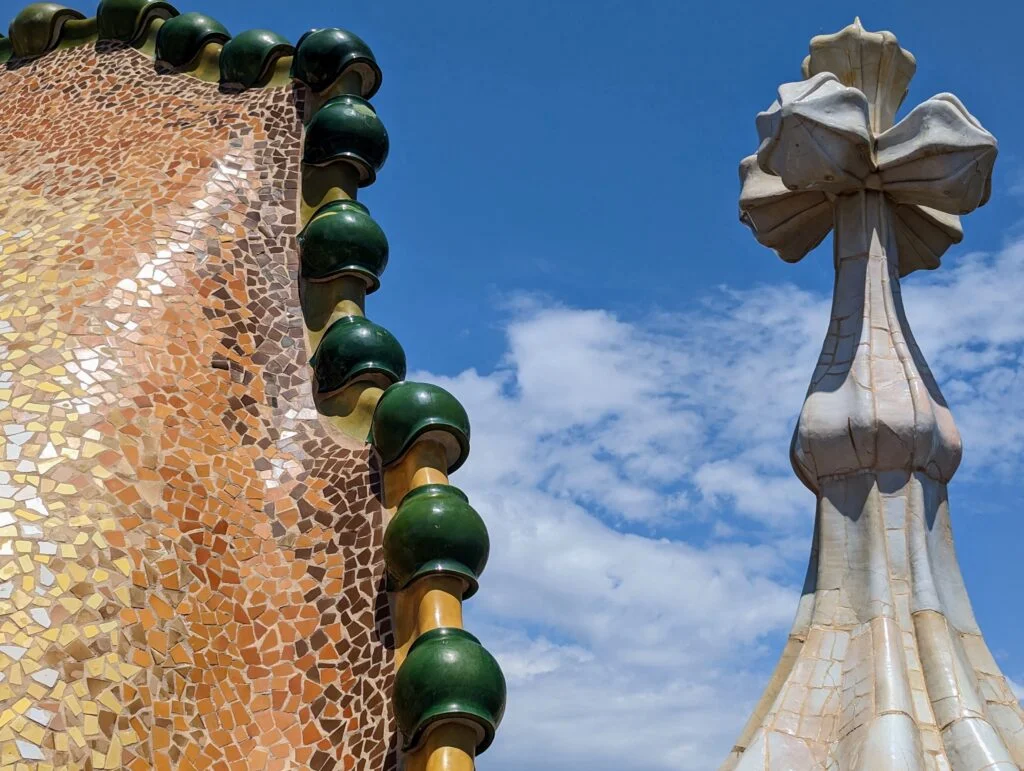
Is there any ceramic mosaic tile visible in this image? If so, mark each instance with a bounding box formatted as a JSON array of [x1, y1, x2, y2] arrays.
[[0, 41, 396, 770]]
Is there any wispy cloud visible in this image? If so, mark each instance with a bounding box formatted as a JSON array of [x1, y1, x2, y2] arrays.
[[416, 237, 1024, 770], [904, 239, 1024, 476]]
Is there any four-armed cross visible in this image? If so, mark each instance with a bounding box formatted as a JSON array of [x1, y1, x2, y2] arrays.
[[724, 19, 1023, 771]]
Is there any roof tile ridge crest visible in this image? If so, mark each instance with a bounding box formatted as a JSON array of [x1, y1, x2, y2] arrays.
[[293, 26, 507, 768], [0, 0, 312, 91]]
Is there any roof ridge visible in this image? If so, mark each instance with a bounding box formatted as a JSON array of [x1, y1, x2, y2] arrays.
[[0, 0, 380, 94]]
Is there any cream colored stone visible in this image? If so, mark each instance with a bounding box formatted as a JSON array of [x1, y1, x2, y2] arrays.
[[802, 18, 916, 134], [739, 156, 832, 263], [726, 19, 1021, 771]]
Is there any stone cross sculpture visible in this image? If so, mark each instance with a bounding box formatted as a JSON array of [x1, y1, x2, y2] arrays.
[[725, 19, 1024, 771]]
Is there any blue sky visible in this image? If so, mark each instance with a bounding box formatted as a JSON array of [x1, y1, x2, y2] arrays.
[[5, 0, 1024, 767]]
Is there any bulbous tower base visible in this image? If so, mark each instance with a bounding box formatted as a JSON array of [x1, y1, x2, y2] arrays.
[[721, 473, 1024, 770]]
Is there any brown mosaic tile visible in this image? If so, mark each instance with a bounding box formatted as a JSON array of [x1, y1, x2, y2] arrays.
[[0, 41, 396, 769]]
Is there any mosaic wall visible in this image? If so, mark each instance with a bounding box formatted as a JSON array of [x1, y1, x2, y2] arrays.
[[0, 41, 395, 769]]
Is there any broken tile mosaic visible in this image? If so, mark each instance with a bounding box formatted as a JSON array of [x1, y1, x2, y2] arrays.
[[0, 40, 396, 770]]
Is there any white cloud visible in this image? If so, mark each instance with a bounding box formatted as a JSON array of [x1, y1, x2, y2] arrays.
[[902, 239, 1024, 475], [414, 237, 1024, 770], [479, 622, 766, 770], [430, 284, 830, 527]]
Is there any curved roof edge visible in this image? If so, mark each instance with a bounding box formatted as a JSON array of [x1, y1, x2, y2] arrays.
[[1, 1, 380, 95]]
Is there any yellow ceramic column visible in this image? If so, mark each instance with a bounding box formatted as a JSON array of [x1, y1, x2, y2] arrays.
[[386, 444, 476, 771], [406, 724, 479, 771], [291, 26, 505, 769], [385, 440, 463, 668], [374, 383, 505, 770], [295, 56, 397, 442]]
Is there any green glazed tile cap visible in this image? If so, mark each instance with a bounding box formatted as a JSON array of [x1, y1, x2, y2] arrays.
[[395, 627, 506, 753], [0, 36, 11, 64], [9, 3, 84, 57], [292, 26, 381, 98], [298, 200, 389, 290], [384, 484, 490, 598], [155, 11, 229, 68], [372, 381, 471, 473], [96, 0, 177, 43], [302, 94, 389, 186], [219, 28, 293, 88], [310, 315, 406, 396]]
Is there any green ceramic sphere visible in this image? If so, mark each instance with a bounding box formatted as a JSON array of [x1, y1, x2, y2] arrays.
[[394, 627, 506, 753], [384, 484, 489, 598], [298, 200, 388, 290], [372, 381, 470, 473], [155, 11, 229, 68], [219, 28, 293, 88], [9, 3, 84, 57], [310, 316, 406, 395], [302, 95, 389, 186], [96, 0, 177, 43], [291, 26, 381, 98]]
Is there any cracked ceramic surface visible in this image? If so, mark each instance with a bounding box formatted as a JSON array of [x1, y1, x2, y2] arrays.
[[726, 20, 1022, 771], [0, 42, 396, 769]]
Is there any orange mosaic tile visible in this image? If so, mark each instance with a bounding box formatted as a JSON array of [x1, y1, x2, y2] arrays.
[[0, 41, 396, 769]]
